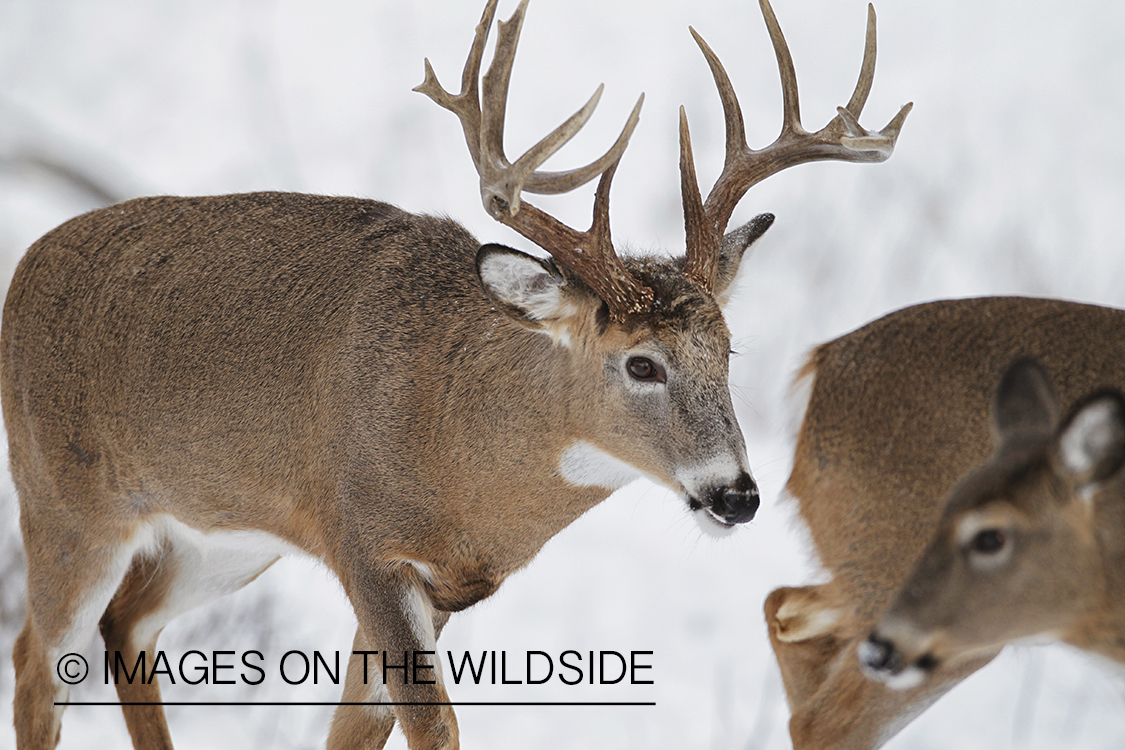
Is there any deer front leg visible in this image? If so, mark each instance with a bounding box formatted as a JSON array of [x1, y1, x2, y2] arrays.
[[329, 567, 457, 750]]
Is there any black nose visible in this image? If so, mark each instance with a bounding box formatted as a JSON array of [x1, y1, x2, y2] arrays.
[[706, 472, 759, 524], [858, 634, 901, 674]]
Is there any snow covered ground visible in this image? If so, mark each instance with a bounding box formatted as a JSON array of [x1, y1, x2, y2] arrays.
[[2, 0, 1125, 748]]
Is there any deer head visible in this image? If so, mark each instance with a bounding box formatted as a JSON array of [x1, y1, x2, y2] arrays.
[[416, 0, 911, 532], [861, 358, 1125, 689]]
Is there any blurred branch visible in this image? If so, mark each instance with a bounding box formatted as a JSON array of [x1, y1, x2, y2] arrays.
[[0, 150, 128, 207]]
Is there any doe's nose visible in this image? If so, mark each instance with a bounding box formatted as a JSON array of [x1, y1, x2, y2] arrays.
[[858, 634, 902, 675], [707, 472, 759, 524]]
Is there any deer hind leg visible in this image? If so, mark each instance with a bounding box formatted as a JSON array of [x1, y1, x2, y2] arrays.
[[97, 517, 284, 750], [14, 501, 154, 750], [765, 584, 998, 749], [765, 584, 853, 709]]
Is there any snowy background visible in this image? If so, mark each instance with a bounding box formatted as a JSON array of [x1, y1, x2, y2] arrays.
[[2, 0, 1125, 748]]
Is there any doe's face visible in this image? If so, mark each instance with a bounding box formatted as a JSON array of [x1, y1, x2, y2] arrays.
[[862, 458, 1097, 688], [860, 359, 1125, 689]]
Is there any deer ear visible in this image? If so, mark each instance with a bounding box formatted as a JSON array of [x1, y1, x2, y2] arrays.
[[1055, 391, 1125, 489], [477, 244, 573, 330], [712, 213, 774, 305], [992, 357, 1059, 448]]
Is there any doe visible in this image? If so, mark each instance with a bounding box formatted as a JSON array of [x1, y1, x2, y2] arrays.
[[767, 298, 1125, 748]]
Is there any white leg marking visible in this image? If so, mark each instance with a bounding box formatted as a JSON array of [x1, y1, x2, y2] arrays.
[[401, 582, 444, 688], [774, 598, 843, 643], [51, 524, 157, 671]]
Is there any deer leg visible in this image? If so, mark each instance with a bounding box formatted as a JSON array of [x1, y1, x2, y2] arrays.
[[331, 567, 457, 750], [329, 628, 399, 750], [329, 609, 453, 750], [14, 500, 149, 750], [98, 548, 176, 750], [765, 584, 853, 708]]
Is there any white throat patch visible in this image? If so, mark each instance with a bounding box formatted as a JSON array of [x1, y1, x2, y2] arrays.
[[558, 440, 643, 490]]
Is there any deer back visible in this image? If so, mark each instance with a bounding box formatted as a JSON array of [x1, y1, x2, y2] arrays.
[[1, 193, 595, 566]]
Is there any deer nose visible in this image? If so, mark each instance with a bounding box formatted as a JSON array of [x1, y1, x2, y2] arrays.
[[706, 472, 759, 524], [858, 634, 902, 675]]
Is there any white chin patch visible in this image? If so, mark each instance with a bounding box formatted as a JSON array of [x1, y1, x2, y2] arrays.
[[692, 507, 739, 539], [876, 664, 926, 691]]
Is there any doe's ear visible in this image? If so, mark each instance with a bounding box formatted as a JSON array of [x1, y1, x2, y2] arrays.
[[477, 244, 572, 330], [993, 357, 1058, 448], [713, 212, 774, 305], [1055, 390, 1125, 490]]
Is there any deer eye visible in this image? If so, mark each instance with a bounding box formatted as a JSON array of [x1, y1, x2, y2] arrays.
[[964, 526, 1014, 571], [970, 529, 1006, 555], [626, 356, 665, 383]]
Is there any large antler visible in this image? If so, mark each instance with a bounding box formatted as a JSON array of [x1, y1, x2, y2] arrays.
[[680, 0, 913, 293], [415, 0, 652, 318]]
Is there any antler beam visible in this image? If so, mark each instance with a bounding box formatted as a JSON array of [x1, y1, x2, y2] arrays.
[[416, 0, 653, 318]]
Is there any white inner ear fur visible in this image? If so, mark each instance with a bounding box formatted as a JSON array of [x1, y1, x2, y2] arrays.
[[1059, 398, 1123, 481], [480, 253, 567, 319]]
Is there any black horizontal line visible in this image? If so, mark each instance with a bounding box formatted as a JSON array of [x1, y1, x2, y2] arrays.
[[57, 701, 656, 707]]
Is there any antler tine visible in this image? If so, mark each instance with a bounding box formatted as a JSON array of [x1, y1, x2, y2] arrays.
[[680, 0, 913, 294], [520, 94, 644, 197], [418, 0, 654, 319], [687, 27, 747, 172], [844, 4, 878, 118], [479, 0, 645, 216], [759, 0, 803, 136], [413, 0, 500, 172], [679, 107, 717, 291]]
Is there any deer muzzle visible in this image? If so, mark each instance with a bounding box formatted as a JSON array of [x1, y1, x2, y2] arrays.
[[858, 630, 939, 691]]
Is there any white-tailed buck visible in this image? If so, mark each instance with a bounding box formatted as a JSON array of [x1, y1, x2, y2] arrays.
[[3, 0, 907, 748], [860, 357, 1125, 690], [767, 298, 1125, 749]]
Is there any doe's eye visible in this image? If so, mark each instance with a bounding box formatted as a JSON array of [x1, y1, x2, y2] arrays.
[[970, 529, 1007, 555], [626, 356, 664, 383]]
